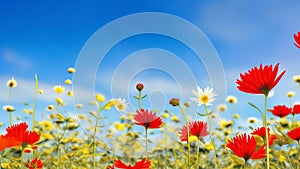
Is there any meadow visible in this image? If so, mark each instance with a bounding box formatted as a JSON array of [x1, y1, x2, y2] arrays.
[[0, 32, 300, 169]]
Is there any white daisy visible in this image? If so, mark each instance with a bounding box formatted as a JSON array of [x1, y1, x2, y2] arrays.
[[247, 117, 258, 124], [226, 95, 237, 104], [190, 86, 217, 106], [3, 105, 15, 112], [114, 97, 128, 113], [7, 77, 17, 88], [286, 91, 295, 98], [217, 104, 227, 112]]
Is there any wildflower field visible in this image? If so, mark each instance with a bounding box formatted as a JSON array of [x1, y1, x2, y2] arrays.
[[1, 30, 300, 169]]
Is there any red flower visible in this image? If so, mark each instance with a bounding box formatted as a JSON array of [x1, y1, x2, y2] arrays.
[[292, 104, 300, 115], [136, 83, 144, 92], [287, 127, 300, 141], [251, 127, 277, 146], [179, 125, 189, 142], [294, 32, 300, 48], [114, 158, 151, 169], [252, 127, 270, 137], [107, 165, 115, 169], [268, 105, 292, 118], [179, 121, 209, 142], [133, 109, 162, 129], [24, 158, 43, 169], [226, 133, 266, 162], [2, 122, 40, 148], [0, 136, 12, 152], [190, 121, 209, 138], [236, 63, 285, 95]]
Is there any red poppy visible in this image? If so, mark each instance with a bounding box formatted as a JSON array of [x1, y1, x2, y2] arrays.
[[268, 105, 292, 118], [292, 104, 300, 115], [0, 136, 11, 152], [251, 127, 277, 146], [2, 122, 40, 149], [114, 158, 151, 169], [252, 127, 270, 137], [236, 63, 285, 95], [287, 127, 300, 141], [190, 121, 209, 138], [24, 158, 43, 169], [133, 109, 162, 129], [294, 32, 300, 48], [179, 125, 189, 142], [226, 133, 266, 162]]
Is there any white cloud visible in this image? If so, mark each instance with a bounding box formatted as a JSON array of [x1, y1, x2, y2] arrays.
[[0, 75, 95, 105], [0, 49, 33, 70]]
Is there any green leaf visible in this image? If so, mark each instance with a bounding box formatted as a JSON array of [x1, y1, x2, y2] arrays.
[[22, 102, 33, 106], [141, 94, 147, 99], [197, 111, 213, 116], [248, 102, 263, 117], [133, 96, 139, 99], [35, 139, 48, 145], [89, 112, 98, 119]]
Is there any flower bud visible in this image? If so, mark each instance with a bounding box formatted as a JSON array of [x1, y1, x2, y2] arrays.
[[136, 83, 144, 92], [169, 98, 179, 106]]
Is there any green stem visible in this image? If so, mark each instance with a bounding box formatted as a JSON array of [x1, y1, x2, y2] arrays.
[[244, 160, 247, 169], [32, 75, 39, 130], [286, 148, 294, 169], [9, 112, 12, 126], [57, 121, 69, 169], [204, 104, 218, 169], [293, 114, 295, 128], [145, 128, 148, 158], [179, 104, 190, 169], [196, 139, 200, 167], [297, 141, 300, 169], [138, 91, 142, 110], [113, 140, 116, 159], [8, 87, 12, 126], [263, 95, 270, 169], [276, 146, 282, 166], [20, 148, 24, 169], [93, 108, 101, 169]]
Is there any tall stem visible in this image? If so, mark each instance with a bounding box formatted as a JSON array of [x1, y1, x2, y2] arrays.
[[297, 141, 300, 169], [196, 139, 200, 167], [204, 104, 218, 168], [145, 128, 148, 158], [8, 87, 12, 126], [57, 121, 69, 169], [20, 148, 24, 169], [263, 95, 270, 169], [276, 146, 282, 166], [292, 114, 295, 128], [32, 75, 38, 130], [179, 104, 190, 168], [138, 91, 142, 110], [93, 108, 101, 169], [244, 160, 247, 169]]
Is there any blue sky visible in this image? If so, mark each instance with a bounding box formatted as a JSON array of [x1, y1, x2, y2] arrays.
[[1, 1, 300, 130]]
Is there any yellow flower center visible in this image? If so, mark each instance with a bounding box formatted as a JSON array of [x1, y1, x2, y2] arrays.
[[200, 95, 209, 104], [116, 103, 124, 111], [9, 82, 14, 87]]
